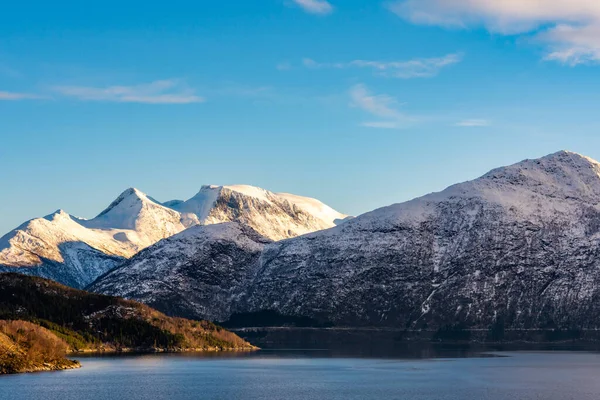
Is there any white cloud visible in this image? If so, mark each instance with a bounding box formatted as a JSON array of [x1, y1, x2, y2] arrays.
[[303, 53, 462, 78], [0, 91, 44, 101], [455, 119, 491, 127], [541, 24, 600, 65], [350, 84, 416, 129], [387, 0, 600, 65], [291, 0, 333, 15], [52, 79, 204, 104]]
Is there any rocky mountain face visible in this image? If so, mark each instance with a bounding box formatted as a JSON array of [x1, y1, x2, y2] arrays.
[[89, 223, 270, 322], [90, 151, 600, 331], [0, 186, 347, 288]]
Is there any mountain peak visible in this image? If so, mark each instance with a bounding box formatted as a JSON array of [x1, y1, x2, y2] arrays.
[[549, 149, 577, 156], [482, 150, 600, 185], [200, 185, 220, 191], [164, 183, 349, 240], [407, 150, 600, 220], [43, 209, 71, 222], [83, 187, 181, 232], [540, 150, 598, 165], [358, 150, 600, 228], [95, 188, 148, 219], [222, 185, 272, 202], [198, 184, 272, 202], [120, 187, 147, 200]]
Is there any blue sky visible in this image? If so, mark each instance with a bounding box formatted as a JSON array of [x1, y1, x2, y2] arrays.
[[3, 0, 600, 233]]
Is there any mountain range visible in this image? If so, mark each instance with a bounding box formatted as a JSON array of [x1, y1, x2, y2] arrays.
[[0, 185, 349, 288], [5, 150, 600, 334], [89, 151, 600, 332]]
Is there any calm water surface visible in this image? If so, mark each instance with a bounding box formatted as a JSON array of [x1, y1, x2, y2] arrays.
[[1, 350, 600, 399]]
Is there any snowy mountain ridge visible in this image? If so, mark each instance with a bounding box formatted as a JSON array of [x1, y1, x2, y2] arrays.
[[166, 184, 349, 240], [90, 150, 600, 331], [0, 184, 349, 288]]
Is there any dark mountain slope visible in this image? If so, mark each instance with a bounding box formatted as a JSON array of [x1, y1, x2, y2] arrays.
[[88, 223, 271, 321]]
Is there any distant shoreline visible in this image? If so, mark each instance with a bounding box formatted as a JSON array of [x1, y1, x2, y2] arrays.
[[2, 347, 259, 375], [231, 326, 600, 348], [67, 346, 259, 356]]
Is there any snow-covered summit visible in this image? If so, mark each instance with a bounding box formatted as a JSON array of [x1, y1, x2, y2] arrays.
[[95, 188, 148, 219], [43, 209, 72, 222], [236, 150, 600, 328], [339, 150, 600, 232], [165, 184, 351, 240], [207, 185, 272, 202], [81, 187, 194, 236], [478, 150, 600, 200], [1, 183, 348, 287]]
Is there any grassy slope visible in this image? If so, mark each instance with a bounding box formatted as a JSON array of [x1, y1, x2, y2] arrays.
[[0, 273, 255, 361]]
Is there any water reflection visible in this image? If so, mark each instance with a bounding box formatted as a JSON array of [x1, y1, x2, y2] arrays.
[[3, 329, 600, 400], [2, 351, 600, 400]]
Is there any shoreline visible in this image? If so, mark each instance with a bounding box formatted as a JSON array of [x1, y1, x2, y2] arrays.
[[67, 345, 259, 356], [1, 359, 81, 375], [2, 346, 259, 376], [231, 326, 600, 348]]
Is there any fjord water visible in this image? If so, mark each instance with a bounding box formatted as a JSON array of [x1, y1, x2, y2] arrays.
[[1, 350, 599, 399]]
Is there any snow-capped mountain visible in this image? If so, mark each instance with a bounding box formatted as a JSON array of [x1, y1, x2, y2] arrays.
[[0, 185, 348, 288], [242, 150, 600, 328], [0, 188, 194, 288], [164, 185, 350, 241], [89, 223, 271, 321], [90, 151, 600, 331]]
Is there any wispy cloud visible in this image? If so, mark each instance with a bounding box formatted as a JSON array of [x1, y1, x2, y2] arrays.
[[540, 24, 600, 65], [290, 0, 334, 15], [455, 119, 491, 127], [52, 79, 204, 104], [350, 84, 416, 129], [0, 91, 44, 101], [387, 0, 600, 65], [302, 53, 462, 78]]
